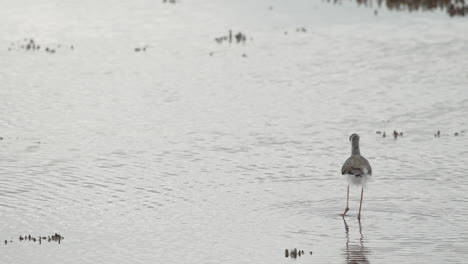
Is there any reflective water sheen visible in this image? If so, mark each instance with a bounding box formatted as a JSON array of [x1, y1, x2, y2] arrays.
[[1, 0, 468, 263]]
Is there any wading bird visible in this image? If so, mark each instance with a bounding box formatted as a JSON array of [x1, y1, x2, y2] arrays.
[[341, 134, 372, 219]]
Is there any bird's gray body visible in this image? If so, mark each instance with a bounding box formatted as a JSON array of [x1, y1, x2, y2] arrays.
[[341, 155, 372, 177], [341, 134, 372, 185]]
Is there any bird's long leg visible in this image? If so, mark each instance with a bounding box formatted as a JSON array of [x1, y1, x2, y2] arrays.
[[358, 187, 364, 219], [342, 184, 350, 216]]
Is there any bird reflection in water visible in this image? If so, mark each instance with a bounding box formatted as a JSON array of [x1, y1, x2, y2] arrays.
[[343, 217, 371, 264]]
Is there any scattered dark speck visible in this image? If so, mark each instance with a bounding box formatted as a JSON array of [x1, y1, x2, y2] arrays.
[[285, 248, 310, 259]]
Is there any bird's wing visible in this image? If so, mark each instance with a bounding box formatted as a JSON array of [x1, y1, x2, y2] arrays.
[[364, 157, 372, 176], [341, 158, 357, 175]]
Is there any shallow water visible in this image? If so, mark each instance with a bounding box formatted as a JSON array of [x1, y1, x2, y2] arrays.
[[1, 0, 468, 263]]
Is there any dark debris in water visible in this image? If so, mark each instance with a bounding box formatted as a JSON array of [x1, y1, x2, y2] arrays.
[[215, 30, 248, 44], [285, 248, 312, 259], [7, 38, 75, 54], [375, 129, 464, 139], [282, 27, 308, 36], [434, 130, 464, 138], [376, 129, 403, 139], [296, 27, 307, 33], [4, 233, 64, 245], [327, 0, 468, 17], [134, 45, 151, 52]]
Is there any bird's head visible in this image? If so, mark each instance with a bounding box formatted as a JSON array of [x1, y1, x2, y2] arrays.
[[349, 133, 360, 142]]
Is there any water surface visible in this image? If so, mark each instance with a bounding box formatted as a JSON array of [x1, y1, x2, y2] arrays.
[[1, 0, 468, 263]]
